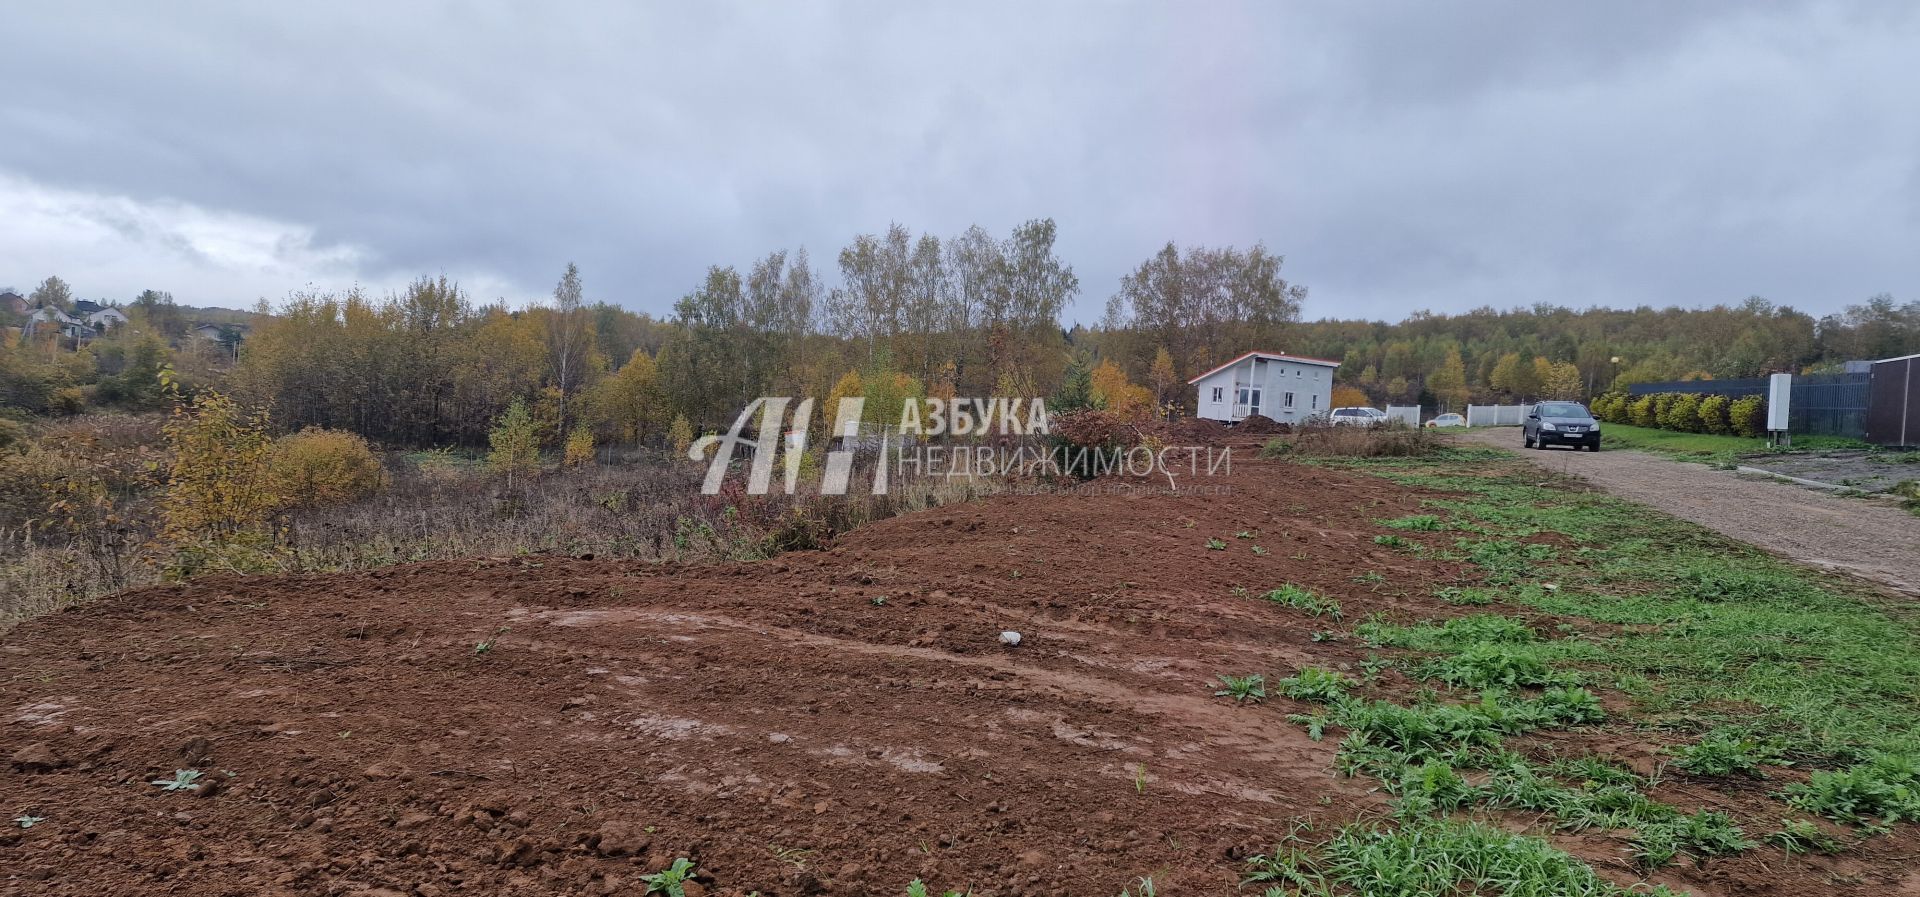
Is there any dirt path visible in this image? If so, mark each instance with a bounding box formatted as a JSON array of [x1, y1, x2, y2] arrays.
[[1460, 427, 1920, 598]]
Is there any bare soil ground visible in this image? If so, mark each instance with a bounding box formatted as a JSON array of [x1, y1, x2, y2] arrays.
[[1464, 427, 1920, 598], [2, 450, 1916, 896]]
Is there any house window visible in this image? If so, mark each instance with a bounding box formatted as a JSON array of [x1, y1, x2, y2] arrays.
[[1284, 391, 1296, 409], [1311, 394, 1319, 409], [1210, 386, 1223, 403]]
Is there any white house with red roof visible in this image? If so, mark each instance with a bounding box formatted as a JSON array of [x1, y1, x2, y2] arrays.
[[1189, 350, 1340, 425]]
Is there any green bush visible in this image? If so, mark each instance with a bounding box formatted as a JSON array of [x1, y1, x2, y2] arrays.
[[1652, 393, 1678, 424], [1696, 395, 1731, 435], [1658, 393, 1702, 432], [1728, 396, 1767, 438], [1628, 395, 1658, 428], [1605, 393, 1632, 423], [1590, 393, 1627, 424]]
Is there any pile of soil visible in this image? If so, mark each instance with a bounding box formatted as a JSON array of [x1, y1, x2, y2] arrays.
[[1232, 413, 1288, 435], [1160, 416, 1229, 443], [1, 457, 1912, 896]]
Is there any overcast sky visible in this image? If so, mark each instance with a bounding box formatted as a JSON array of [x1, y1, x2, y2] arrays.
[[3, 1, 1914, 322]]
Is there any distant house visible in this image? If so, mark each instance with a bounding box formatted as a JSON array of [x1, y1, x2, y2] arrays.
[[87, 307, 130, 330], [22, 304, 97, 343], [72, 299, 105, 316], [190, 322, 249, 357], [1189, 350, 1340, 425], [0, 291, 26, 316], [26, 305, 76, 326]]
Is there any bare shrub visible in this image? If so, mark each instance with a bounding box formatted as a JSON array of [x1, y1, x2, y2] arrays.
[[279, 447, 978, 570], [3, 415, 984, 624], [0, 415, 165, 621]]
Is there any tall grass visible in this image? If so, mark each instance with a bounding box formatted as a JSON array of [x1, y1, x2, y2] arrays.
[[1263, 422, 1443, 459], [3, 441, 980, 625]]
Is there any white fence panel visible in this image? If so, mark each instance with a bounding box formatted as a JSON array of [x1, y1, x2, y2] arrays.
[[1466, 404, 1533, 426], [1384, 405, 1422, 426]]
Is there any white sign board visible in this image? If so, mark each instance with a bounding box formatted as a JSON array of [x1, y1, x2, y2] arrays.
[[1767, 373, 1791, 432]]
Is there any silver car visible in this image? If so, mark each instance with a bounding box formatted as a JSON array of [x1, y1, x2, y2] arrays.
[[1328, 407, 1388, 427]]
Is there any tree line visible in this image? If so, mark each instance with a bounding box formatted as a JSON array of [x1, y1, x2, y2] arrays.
[[5, 220, 1917, 450]]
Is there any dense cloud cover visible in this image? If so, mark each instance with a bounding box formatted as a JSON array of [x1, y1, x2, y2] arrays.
[[2, 1, 1914, 319]]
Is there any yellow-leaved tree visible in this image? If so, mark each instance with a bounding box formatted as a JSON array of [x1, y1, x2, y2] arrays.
[[160, 390, 282, 576], [822, 370, 865, 437], [1331, 384, 1372, 411], [563, 425, 595, 467], [591, 349, 664, 446], [1089, 359, 1152, 418], [488, 399, 542, 487], [667, 414, 695, 458], [1427, 349, 1470, 411], [861, 369, 924, 429], [1545, 362, 1585, 401], [1148, 347, 1178, 417]]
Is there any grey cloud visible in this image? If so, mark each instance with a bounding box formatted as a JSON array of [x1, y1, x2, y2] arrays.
[[1, 1, 1913, 320]]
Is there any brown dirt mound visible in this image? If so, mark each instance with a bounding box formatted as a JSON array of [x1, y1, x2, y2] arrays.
[[1232, 413, 1288, 435], [1161, 416, 1229, 443], [0, 457, 1912, 896]]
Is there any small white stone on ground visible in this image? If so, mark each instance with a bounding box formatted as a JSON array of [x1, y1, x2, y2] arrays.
[[999, 631, 1022, 647]]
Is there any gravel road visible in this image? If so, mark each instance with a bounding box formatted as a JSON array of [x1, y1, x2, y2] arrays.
[[1458, 427, 1920, 598]]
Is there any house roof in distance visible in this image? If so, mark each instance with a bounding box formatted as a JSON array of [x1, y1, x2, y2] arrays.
[[1186, 350, 1342, 385]]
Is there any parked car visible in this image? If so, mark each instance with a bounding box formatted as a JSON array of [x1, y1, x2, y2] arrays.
[[1522, 402, 1601, 451], [1425, 413, 1466, 428], [1328, 406, 1388, 427]]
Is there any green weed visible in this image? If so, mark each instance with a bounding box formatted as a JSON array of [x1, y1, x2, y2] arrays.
[[1380, 513, 1449, 531], [1672, 731, 1783, 777], [1782, 753, 1920, 826], [1244, 817, 1681, 897], [1417, 644, 1569, 690], [1278, 667, 1353, 704], [904, 880, 968, 897], [642, 858, 697, 897], [1766, 818, 1841, 854], [149, 769, 203, 792], [1631, 810, 1755, 868], [1262, 584, 1343, 620], [1215, 673, 1268, 703]]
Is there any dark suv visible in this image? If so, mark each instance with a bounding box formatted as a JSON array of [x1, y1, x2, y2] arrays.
[[1522, 401, 1601, 451]]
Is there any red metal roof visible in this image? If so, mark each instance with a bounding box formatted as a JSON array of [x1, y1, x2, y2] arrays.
[[1186, 350, 1342, 385]]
